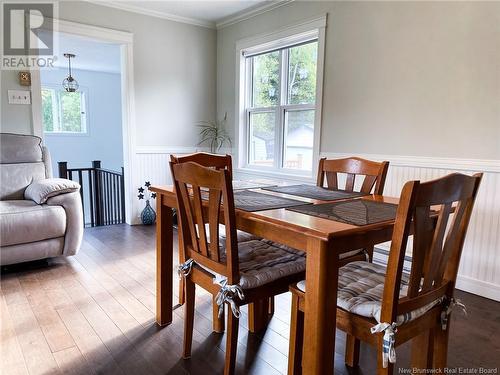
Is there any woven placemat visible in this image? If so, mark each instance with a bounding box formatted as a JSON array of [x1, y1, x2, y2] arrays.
[[233, 190, 311, 212], [287, 199, 398, 226], [262, 184, 367, 201]]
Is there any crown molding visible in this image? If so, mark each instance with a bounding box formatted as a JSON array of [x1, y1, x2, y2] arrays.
[[216, 0, 294, 29], [86, 1, 216, 29]]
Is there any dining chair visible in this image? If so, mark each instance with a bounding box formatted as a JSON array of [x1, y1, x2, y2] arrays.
[[170, 153, 265, 333], [288, 172, 482, 375], [317, 156, 390, 263], [170, 161, 306, 375]]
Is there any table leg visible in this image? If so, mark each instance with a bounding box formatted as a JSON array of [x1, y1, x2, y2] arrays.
[[156, 197, 173, 326], [302, 237, 338, 374]]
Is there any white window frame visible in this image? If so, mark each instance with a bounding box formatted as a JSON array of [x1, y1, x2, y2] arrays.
[[235, 15, 327, 179], [41, 85, 89, 136]]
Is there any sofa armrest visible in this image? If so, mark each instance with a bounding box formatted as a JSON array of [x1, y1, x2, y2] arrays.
[[46, 191, 83, 256], [25, 178, 80, 204]]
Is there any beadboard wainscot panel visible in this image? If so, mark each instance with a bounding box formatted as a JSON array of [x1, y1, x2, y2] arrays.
[[323, 153, 500, 301], [132, 146, 200, 224]]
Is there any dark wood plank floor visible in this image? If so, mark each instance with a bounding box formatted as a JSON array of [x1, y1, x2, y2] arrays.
[[1, 224, 499, 374]]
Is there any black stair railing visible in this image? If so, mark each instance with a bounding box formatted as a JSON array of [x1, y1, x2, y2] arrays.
[[58, 160, 125, 227]]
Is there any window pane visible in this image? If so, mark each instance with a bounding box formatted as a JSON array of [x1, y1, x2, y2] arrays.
[[284, 110, 314, 170], [252, 51, 279, 107], [59, 91, 83, 132], [41, 89, 54, 132], [249, 112, 275, 167], [287, 42, 318, 105]]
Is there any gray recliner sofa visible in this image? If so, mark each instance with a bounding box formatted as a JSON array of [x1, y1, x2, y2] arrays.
[[0, 133, 83, 265]]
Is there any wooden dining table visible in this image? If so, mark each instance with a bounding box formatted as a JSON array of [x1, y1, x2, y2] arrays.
[[150, 184, 400, 374]]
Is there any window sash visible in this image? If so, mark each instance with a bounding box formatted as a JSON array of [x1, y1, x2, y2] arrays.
[[42, 86, 87, 134], [245, 40, 318, 172]]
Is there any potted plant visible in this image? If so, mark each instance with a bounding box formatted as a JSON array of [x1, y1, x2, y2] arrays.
[[197, 112, 231, 153]]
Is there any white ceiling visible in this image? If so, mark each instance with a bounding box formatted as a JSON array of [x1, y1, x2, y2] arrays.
[[90, 0, 284, 28], [40, 1, 288, 73], [51, 32, 122, 73]]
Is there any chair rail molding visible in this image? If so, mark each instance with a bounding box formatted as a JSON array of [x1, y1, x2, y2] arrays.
[[323, 152, 500, 301]]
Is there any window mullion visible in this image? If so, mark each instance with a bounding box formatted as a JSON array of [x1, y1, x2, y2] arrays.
[[53, 90, 60, 132], [275, 49, 287, 170]]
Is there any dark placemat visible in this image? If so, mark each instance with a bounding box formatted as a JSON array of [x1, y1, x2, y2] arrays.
[[287, 199, 398, 226], [262, 184, 367, 201], [233, 190, 311, 212]]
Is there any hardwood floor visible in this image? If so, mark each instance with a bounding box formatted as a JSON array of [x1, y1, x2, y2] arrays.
[[1, 224, 499, 374]]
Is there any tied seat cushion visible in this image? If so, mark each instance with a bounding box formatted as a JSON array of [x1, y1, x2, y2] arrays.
[[196, 236, 306, 290], [296, 261, 442, 325], [235, 240, 305, 289]]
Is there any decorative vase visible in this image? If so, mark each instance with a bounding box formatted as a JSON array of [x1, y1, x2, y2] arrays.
[[141, 200, 156, 225]]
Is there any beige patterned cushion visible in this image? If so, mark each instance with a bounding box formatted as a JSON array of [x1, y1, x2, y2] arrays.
[[237, 240, 305, 289], [297, 261, 442, 325], [198, 239, 306, 290]]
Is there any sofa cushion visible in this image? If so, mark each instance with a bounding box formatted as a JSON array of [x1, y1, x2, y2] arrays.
[[0, 133, 43, 164], [0, 200, 66, 246], [0, 163, 47, 200]]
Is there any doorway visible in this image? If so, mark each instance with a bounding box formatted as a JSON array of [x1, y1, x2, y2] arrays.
[[31, 19, 136, 225]]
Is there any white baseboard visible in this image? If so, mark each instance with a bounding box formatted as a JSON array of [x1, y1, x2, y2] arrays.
[[455, 276, 500, 302]]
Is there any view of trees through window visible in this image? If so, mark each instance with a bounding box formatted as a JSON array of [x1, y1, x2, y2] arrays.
[[247, 40, 318, 171], [42, 88, 86, 133]]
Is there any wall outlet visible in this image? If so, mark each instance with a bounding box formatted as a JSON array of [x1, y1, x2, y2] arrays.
[[8, 90, 31, 105]]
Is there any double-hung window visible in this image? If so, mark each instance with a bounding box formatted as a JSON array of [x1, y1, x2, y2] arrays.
[[242, 26, 323, 174], [41, 86, 88, 134]]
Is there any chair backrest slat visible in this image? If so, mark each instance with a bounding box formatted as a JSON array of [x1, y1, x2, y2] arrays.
[[171, 160, 239, 284], [316, 157, 389, 195], [381, 172, 482, 322], [191, 184, 209, 257], [208, 188, 222, 262]]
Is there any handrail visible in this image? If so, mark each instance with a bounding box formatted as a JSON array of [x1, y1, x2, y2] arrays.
[[58, 160, 125, 227]]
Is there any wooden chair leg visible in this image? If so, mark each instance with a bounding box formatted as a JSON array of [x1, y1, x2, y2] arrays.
[[248, 299, 270, 333], [288, 293, 304, 375], [268, 296, 275, 315], [213, 295, 225, 333], [365, 245, 374, 262], [224, 311, 239, 375], [179, 277, 185, 305], [432, 324, 450, 370], [411, 330, 432, 370], [182, 278, 195, 358], [345, 334, 360, 368]]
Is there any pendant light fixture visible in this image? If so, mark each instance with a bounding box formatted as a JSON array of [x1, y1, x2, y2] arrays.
[[62, 53, 79, 92]]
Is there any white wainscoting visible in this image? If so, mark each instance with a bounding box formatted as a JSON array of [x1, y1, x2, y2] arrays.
[[132, 147, 500, 301], [323, 152, 500, 302], [131, 146, 200, 224]]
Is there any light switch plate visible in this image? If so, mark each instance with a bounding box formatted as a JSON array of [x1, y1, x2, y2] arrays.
[[8, 90, 31, 105]]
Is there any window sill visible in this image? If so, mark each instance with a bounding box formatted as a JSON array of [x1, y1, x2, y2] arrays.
[[234, 167, 315, 184]]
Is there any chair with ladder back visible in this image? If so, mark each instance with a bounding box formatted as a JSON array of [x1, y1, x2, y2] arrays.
[[288, 172, 482, 374], [316, 156, 390, 264], [171, 161, 307, 375], [171, 152, 278, 333]]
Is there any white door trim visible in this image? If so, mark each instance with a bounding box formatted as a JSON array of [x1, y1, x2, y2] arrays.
[[31, 18, 136, 224]]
